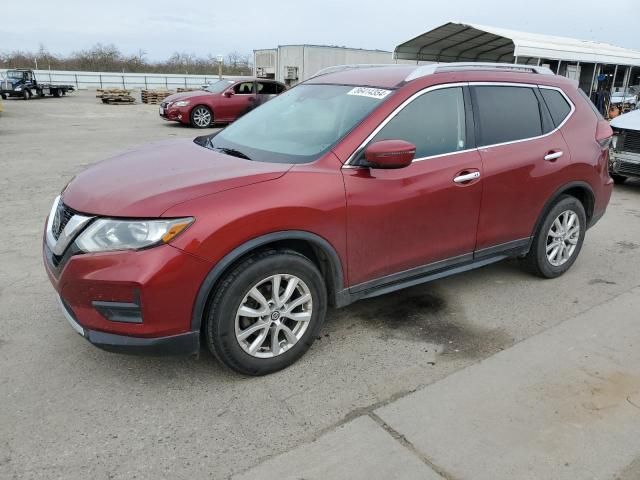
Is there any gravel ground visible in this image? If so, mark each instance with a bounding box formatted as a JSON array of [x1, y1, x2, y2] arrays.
[[1, 90, 639, 479]]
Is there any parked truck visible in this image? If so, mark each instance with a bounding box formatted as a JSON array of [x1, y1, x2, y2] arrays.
[[1, 69, 75, 100]]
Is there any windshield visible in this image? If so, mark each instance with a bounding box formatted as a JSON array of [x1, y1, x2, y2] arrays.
[[7, 71, 24, 79], [206, 84, 391, 163], [204, 80, 235, 93]]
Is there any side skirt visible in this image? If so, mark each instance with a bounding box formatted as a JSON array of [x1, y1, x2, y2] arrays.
[[337, 237, 531, 306]]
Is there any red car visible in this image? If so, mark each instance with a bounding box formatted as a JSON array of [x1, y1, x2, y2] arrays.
[[159, 78, 286, 128], [44, 63, 613, 375]]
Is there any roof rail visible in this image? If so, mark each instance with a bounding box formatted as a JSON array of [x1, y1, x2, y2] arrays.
[[310, 64, 403, 79], [405, 62, 555, 81]]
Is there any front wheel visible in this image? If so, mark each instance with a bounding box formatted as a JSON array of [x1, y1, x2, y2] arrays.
[[521, 195, 586, 278], [22, 89, 32, 100], [190, 105, 213, 128], [204, 250, 327, 376]]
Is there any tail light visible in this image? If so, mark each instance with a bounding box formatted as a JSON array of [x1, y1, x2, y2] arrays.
[[595, 120, 613, 148]]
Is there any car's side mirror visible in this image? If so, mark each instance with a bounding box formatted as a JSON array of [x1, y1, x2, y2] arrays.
[[224, 90, 234, 98], [364, 140, 416, 169]]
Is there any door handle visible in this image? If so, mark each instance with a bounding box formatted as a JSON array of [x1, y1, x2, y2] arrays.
[[544, 151, 563, 161], [453, 171, 481, 183]]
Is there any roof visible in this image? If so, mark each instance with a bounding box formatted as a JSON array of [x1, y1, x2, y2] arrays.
[[305, 62, 564, 88], [305, 65, 417, 88], [254, 45, 391, 54], [394, 22, 640, 67]]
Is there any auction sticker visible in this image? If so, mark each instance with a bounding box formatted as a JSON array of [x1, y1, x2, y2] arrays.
[[347, 87, 392, 99]]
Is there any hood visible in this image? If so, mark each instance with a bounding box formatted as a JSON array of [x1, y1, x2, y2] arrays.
[[62, 139, 291, 217], [611, 109, 640, 131], [164, 90, 210, 103]]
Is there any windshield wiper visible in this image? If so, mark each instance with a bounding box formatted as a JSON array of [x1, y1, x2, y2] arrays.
[[213, 147, 252, 161]]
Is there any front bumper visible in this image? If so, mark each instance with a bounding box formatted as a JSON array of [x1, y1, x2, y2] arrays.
[[44, 235, 212, 355], [610, 150, 640, 178], [159, 103, 190, 124], [56, 295, 200, 355]]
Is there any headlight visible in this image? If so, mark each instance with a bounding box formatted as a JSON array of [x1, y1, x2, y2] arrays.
[[15, 86, 22, 91], [612, 134, 619, 150], [75, 217, 193, 253], [174, 100, 190, 107]]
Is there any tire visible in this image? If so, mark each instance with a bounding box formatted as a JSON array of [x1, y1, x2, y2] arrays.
[[611, 174, 627, 185], [190, 105, 213, 128], [204, 249, 327, 376], [53, 89, 62, 97], [0, 93, 6, 100], [22, 89, 32, 100], [521, 195, 586, 278], [39, 90, 45, 98]]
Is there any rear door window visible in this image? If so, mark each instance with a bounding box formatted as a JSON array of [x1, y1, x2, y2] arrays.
[[472, 86, 543, 146], [362, 86, 467, 160], [257, 81, 279, 95], [540, 88, 572, 127]]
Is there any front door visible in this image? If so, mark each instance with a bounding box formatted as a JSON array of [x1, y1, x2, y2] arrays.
[[219, 81, 256, 121], [342, 86, 483, 288]]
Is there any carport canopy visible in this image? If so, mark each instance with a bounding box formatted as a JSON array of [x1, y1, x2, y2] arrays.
[[394, 22, 640, 67]]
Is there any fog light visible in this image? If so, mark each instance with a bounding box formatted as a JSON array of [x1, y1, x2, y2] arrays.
[[178, 114, 182, 120]]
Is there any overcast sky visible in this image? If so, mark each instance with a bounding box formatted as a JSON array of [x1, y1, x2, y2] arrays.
[[2, 0, 639, 60]]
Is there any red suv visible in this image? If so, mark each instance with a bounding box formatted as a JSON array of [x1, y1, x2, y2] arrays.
[[44, 63, 613, 375], [159, 78, 286, 128]]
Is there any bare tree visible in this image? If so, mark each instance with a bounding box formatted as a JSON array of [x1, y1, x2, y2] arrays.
[[0, 44, 253, 75]]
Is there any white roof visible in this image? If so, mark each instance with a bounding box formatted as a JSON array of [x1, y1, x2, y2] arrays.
[[394, 22, 640, 67]]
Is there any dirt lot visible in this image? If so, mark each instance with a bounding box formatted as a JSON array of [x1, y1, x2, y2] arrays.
[[1, 90, 639, 479]]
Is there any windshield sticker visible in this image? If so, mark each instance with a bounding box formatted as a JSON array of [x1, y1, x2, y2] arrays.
[[347, 87, 392, 99]]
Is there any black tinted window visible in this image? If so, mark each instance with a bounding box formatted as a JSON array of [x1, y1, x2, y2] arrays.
[[258, 82, 279, 95], [234, 82, 255, 94], [540, 88, 571, 126], [367, 87, 466, 159], [473, 86, 543, 146]]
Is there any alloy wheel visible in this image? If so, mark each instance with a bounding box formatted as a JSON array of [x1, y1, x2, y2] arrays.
[[235, 274, 313, 358], [192, 107, 211, 127], [545, 210, 580, 267]]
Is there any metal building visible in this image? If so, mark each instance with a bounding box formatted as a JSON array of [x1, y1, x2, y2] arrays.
[[254, 45, 403, 87], [394, 22, 640, 114]]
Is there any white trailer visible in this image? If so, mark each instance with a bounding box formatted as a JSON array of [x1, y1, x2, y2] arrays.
[[254, 45, 407, 87]]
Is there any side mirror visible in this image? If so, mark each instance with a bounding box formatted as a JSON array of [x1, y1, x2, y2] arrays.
[[364, 140, 416, 169], [224, 90, 234, 98]]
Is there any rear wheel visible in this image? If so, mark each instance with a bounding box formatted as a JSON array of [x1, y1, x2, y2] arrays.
[[611, 174, 627, 185], [204, 250, 327, 376], [53, 88, 62, 97], [521, 195, 586, 278], [190, 105, 212, 128]]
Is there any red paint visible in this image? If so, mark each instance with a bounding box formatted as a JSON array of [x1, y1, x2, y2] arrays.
[[44, 67, 613, 342], [160, 78, 286, 125]]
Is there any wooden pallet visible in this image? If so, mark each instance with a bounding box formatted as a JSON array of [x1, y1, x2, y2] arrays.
[[176, 87, 199, 93], [101, 95, 135, 105], [140, 89, 172, 104], [96, 88, 131, 98]]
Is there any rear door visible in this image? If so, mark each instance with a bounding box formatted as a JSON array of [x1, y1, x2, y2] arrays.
[[343, 85, 484, 287], [471, 84, 572, 254]]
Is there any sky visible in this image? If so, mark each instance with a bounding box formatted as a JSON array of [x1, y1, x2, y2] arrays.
[[2, 0, 639, 60]]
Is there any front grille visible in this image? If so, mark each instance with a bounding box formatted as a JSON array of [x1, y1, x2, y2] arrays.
[[52, 202, 76, 239], [617, 160, 640, 176], [1, 80, 12, 90], [620, 130, 640, 154]]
